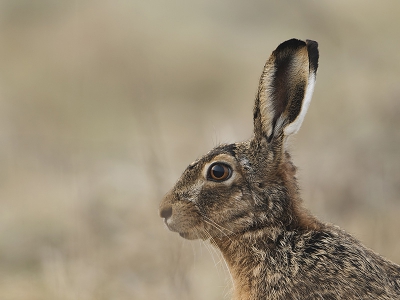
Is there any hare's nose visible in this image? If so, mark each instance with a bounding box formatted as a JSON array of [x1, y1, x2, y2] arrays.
[[160, 206, 172, 220]]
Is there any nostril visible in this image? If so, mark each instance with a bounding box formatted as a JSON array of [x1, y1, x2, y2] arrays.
[[160, 206, 172, 220]]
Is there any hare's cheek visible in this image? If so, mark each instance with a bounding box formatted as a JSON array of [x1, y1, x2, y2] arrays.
[[200, 189, 244, 217]]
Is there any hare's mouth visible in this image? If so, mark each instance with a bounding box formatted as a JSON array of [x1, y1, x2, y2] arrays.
[[164, 220, 199, 240], [179, 231, 200, 240], [179, 232, 190, 238]]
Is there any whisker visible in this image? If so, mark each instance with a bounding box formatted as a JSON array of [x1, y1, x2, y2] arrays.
[[200, 213, 235, 235], [202, 219, 232, 241], [196, 230, 220, 271], [203, 229, 234, 296], [201, 229, 224, 271]]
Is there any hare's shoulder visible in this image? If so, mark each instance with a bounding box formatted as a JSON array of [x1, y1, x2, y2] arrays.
[[282, 226, 400, 298]]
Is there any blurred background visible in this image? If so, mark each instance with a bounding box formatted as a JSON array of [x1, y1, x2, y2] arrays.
[[0, 1, 400, 299]]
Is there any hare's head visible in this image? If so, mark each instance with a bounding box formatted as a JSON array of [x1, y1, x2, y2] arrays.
[[159, 39, 319, 240]]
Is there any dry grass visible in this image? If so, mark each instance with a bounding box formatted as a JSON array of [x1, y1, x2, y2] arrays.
[[0, 1, 399, 299]]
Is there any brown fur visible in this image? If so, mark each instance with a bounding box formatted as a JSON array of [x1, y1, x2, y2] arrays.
[[159, 39, 400, 299]]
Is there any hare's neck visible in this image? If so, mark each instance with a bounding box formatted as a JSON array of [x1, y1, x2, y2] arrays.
[[213, 227, 314, 300], [211, 228, 276, 299]]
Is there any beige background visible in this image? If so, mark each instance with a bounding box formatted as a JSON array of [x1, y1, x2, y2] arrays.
[[1, 1, 400, 299]]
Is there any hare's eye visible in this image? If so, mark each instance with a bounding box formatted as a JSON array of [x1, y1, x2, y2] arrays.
[[208, 163, 232, 182]]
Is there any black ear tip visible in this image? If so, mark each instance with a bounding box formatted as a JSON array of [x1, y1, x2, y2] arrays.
[[275, 38, 306, 53], [274, 39, 319, 73], [306, 40, 319, 73]]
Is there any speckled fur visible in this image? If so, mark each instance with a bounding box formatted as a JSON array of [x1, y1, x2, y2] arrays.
[[159, 39, 400, 300]]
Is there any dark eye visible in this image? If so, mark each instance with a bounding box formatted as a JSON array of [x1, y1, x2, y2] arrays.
[[208, 163, 232, 181]]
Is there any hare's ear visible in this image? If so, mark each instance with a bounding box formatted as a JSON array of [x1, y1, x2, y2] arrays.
[[253, 39, 319, 144]]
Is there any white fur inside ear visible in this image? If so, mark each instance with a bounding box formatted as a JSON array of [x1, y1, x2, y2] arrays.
[[284, 72, 316, 136]]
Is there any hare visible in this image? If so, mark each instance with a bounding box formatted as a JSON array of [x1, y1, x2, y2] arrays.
[[159, 39, 400, 299]]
